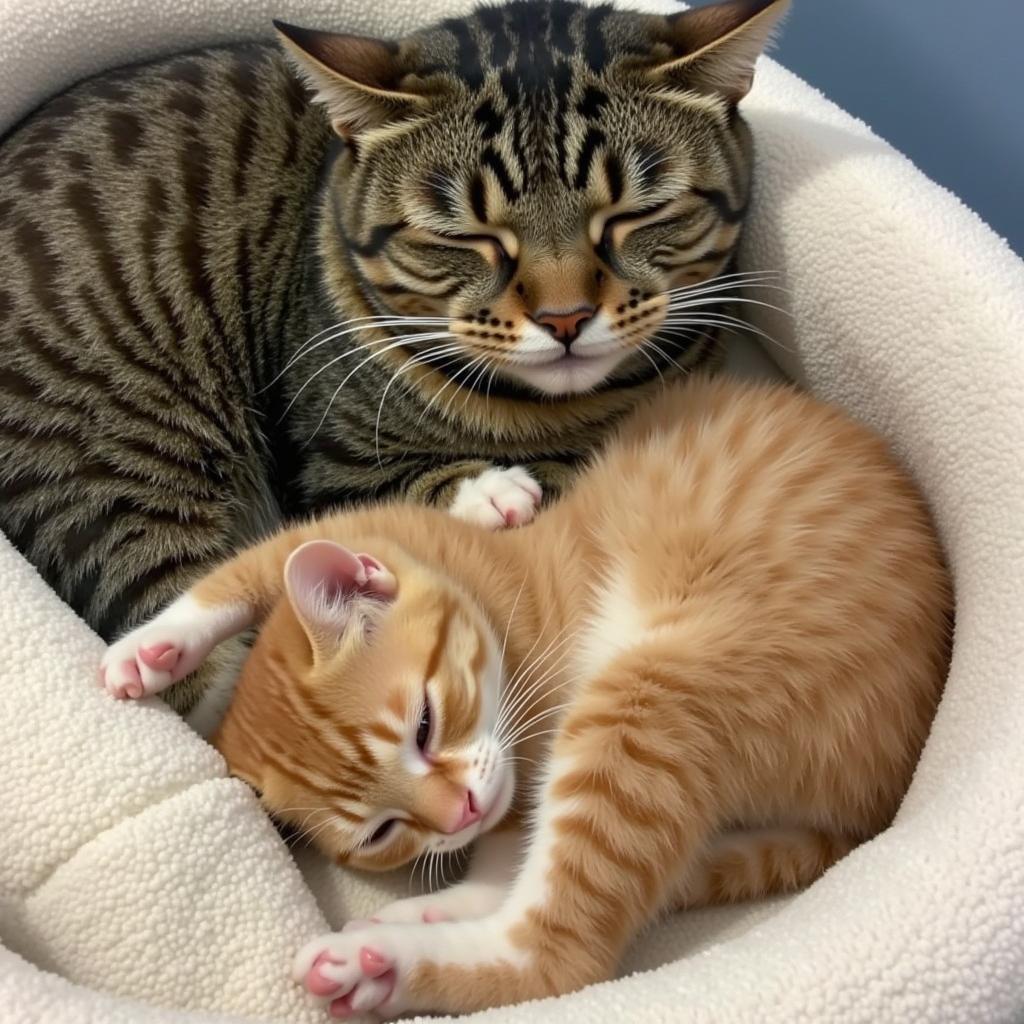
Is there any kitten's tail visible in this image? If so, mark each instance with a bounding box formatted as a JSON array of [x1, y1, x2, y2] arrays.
[[674, 827, 856, 909]]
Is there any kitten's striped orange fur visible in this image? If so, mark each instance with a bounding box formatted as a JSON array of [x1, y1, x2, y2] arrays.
[[102, 376, 951, 1017]]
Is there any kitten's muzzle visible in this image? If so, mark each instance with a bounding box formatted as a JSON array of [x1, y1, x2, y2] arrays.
[[443, 790, 481, 834]]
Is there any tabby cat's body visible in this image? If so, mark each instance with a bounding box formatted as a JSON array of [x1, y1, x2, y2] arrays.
[[102, 376, 951, 1017], [1, 0, 785, 717]]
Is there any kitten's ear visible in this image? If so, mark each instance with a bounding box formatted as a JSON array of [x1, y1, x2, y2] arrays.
[[649, 0, 790, 104], [273, 20, 428, 138], [284, 540, 397, 652]]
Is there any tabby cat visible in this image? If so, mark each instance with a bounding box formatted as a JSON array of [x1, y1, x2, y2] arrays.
[[0, 0, 787, 725], [101, 376, 951, 1018]]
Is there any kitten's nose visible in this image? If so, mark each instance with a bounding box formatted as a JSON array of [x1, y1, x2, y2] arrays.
[[533, 306, 595, 348], [445, 790, 480, 834]]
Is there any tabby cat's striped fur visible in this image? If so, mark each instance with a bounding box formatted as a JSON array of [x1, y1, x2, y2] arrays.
[[0, 0, 786, 716]]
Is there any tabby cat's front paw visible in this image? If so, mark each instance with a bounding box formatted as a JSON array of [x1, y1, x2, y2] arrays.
[[449, 466, 542, 529]]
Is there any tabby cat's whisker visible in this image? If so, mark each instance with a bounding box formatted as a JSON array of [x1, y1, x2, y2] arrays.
[[640, 338, 689, 377], [457, 356, 496, 417], [436, 354, 491, 421], [664, 268, 783, 294], [661, 313, 791, 353], [373, 341, 462, 464], [635, 344, 668, 386], [667, 294, 793, 319], [415, 351, 487, 427], [284, 330, 449, 424], [265, 316, 450, 391], [440, 354, 494, 422], [307, 333, 456, 442]]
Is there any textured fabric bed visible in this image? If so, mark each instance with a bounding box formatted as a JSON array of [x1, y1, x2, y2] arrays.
[[2, 0, 1024, 1021]]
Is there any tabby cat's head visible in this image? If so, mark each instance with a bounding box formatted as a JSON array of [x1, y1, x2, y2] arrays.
[[277, 0, 788, 396], [214, 539, 513, 871]]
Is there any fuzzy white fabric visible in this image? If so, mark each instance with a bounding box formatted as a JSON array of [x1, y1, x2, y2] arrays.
[[2, 0, 1024, 1021]]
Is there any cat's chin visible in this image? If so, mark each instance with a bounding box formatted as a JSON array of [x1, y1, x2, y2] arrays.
[[500, 350, 627, 397]]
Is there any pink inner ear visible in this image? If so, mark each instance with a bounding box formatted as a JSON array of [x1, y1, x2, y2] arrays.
[[284, 541, 397, 628]]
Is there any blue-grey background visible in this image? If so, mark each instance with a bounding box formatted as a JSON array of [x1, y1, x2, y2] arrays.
[[772, 0, 1024, 257]]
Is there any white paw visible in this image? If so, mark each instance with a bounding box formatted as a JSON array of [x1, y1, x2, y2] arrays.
[[344, 886, 500, 931], [294, 919, 513, 1019], [449, 466, 542, 530], [293, 926, 411, 1019], [99, 595, 246, 700]]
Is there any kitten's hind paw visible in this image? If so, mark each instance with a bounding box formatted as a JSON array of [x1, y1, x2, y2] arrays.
[[449, 466, 542, 529]]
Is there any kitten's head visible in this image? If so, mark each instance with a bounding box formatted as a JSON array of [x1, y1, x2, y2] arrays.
[[213, 539, 514, 871], [277, 0, 788, 397]]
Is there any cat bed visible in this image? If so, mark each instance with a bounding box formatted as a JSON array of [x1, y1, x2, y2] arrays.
[[3, 0, 1024, 1021]]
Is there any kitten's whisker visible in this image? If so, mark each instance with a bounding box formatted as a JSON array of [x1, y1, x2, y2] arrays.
[[496, 574, 530, 680], [496, 634, 576, 736], [493, 625, 577, 739], [495, 636, 579, 741], [408, 850, 426, 895], [493, 609, 569, 729], [500, 701, 575, 750], [502, 727, 563, 749], [498, 670, 581, 751]]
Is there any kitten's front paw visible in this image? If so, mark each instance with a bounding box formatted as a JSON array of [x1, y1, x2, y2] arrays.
[[345, 886, 499, 930], [99, 596, 229, 699], [294, 928, 407, 1019], [449, 466, 542, 529]]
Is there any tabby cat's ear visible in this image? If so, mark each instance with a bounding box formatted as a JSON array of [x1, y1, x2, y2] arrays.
[[649, 0, 790, 104], [284, 540, 397, 653], [273, 20, 428, 138]]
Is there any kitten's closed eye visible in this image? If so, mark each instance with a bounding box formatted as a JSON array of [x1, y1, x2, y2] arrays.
[[416, 699, 432, 751], [365, 819, 397, 846]]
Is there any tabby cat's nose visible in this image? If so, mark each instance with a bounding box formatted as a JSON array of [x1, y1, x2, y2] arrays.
[[533, 306, 596, 347]]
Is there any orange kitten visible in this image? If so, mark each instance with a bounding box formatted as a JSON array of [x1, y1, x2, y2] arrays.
[[101, 376, 951, 1018]]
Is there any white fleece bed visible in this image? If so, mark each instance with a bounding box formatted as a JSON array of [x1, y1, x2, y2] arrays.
[[2, 1, 1024, 1022]]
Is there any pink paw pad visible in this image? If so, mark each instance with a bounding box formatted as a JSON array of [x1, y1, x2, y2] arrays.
[[328, 993, 356, 1019], [138, 642, 179, 670], [305, 952, 346, 997], [359, 947, 392, 978], [422, 907, 450, 923], [112, 660, 143, 699]]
